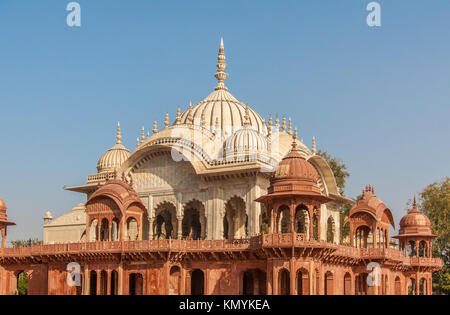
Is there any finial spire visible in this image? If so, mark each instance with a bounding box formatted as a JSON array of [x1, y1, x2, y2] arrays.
[[141, 126, 145, 142], [312, 136, 316, 154], [288, 118, 292, 135], [413, 195, 417, 208], [116, 122, 122, 144], [281, 117, 286, 132], [292, 128, 298, 150], [153, 120, 158, 134], [175, 107, 181, 125], [214, 37, 229, 91], [165, 113, 169, 128]]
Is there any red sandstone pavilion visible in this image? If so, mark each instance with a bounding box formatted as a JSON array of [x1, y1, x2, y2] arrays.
[[0, 40, 443, 295]]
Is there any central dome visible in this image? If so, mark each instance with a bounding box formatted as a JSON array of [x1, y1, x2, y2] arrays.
[[180, 39, 267, 135]]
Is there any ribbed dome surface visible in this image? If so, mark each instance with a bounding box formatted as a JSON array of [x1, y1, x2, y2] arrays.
[[97, 142, 131, 173], [0, 198, 6, 211], [179, 38, 267, 135], [0, 198, 7, 221], [180, 90, 267, 135], [274, 145, 319, 183], [97, 123, 131, 173], [225, 126, 268, 158]]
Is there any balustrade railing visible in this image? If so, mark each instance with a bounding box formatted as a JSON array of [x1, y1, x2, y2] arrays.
[[0, 234, 443, 268]]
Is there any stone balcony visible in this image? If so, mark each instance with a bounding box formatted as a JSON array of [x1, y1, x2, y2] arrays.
[[0, 233, 443, 270]]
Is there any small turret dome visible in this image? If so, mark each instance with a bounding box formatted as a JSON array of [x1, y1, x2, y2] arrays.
[[97, 122, 131, 173], [225, 106, 268, 160], [398, 196, 433, 236]]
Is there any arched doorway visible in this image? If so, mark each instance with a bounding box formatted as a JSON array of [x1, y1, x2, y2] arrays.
[[294, 205, 309, 239], [183, 200, 205, 240], [129, 273, 143, 295], [326, 216, 335, 243], [154, 202, 176, 239], [296, 269, 309, 295], [355, 226, 371, 248], [344, 273, 351, 295], [278, 269, 290, 295], [324, 271, 334, 295], [394, 276, 401, 295], [223, 197, 247, 240], [419, 278, 427, 295], [407, 278, 416, 295], [127, 217, 139, 240], [191, 269, 204, 295], [100, 219, 109, 241], [89, 271, 97, 295], [100, 270, 107, 295], [16, 271, 28, 295], [169, 266, 181, 295], [242, 271, 254, 295], [110, 270, 118, 295], [278, 206, 291, 233]]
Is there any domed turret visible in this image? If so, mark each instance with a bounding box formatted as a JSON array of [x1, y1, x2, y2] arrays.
[[0, 198, 7, 221], [256, 135, 330, 202], [398, 196, 433, 236], [0, 198, 16, 248], [225, 105, 268, 160], [394, 196, 436, 258], [97, 122, 131, 173]]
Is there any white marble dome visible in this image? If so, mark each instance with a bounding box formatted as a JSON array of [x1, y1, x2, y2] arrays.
[[97, 123, 131, 173], [179, 39, 267, 136]]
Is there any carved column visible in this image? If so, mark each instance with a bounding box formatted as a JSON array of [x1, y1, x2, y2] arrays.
[[177, 216, 183, 239]]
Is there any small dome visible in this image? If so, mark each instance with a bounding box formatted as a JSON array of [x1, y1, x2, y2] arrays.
[[225, 106, 268, 159], [44, 211, 53, 219], [273, 142, 319, 183], [97, 123, 131, 173], [398, 197, 433, 236], [0, 198, 6, 211]]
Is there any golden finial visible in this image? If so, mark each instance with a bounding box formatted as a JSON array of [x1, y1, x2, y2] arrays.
[[294, 127, 298, 139], [281, 117, 286, 132], [214, 37, 229, 91], [141, 126, 145, 142], [275, 117, 280, 131], [268, 115, 273, 126], [147, 131, 150, 139], [413, 195, 417, 208], [152, 120, 158, 134], [165, 113, 169, 128], [312, 136, 316, 154], [136, 137, 140, 147], [116, 122, 122, 144], [176, 107, 181, 125], [288, 118, 292, 135]]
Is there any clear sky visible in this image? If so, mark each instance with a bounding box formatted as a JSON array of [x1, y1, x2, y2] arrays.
[[0, 0, 449, 241]]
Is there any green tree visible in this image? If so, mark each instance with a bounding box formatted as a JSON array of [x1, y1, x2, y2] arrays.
[[316, 150, 350, 194], [417, 177, 449, 295], [10, 238, 42, 248], [316, 150, 351, 243]]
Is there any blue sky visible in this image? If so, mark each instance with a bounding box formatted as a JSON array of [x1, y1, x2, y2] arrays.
[[0, 0, 449, 241]]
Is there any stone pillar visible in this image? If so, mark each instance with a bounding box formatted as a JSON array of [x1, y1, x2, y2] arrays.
[[177, 216, 183, 239], [118, 261, 123, 295], [96, 270, 101, 295], [1, 229, 5, 249], [107, 270, 111, 295], [289, 258, 295, 295], [83, 266, 89, 295], [148, 217, 154, 240]]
